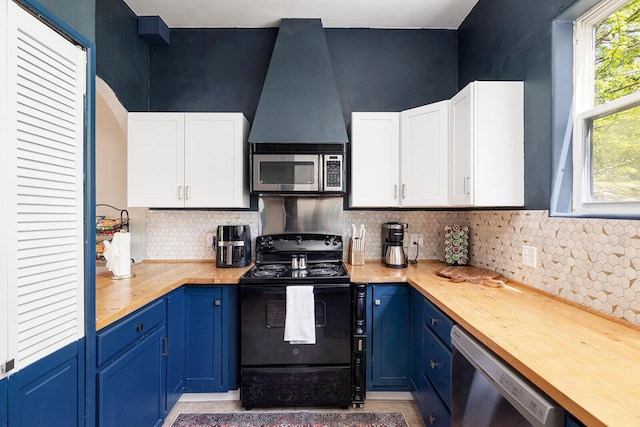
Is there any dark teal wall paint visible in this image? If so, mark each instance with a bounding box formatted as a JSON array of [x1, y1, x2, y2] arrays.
[[149, 28, 277, 119], [96, 0, 148, 111], [326, 29, 458, 130], [458, 0, 578, 209], [147, 27, 458, 129], [37, 0, 95, 42]]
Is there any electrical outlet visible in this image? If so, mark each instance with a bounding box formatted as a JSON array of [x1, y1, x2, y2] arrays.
[[522, 245, 537, 268], [206, 232, 216, 249], [409, 234, 424, 246]]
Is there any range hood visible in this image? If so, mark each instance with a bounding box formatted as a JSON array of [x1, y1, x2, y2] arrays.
[[248, 18, 348, 145]]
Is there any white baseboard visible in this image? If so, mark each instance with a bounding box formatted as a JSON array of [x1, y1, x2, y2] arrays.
[[178, 390, 412, 403], [365, 391, 413, 400], [179, 390, 240, 402]]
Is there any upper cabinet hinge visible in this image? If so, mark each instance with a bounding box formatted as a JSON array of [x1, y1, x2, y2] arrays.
[[1, 359, 15, 374]]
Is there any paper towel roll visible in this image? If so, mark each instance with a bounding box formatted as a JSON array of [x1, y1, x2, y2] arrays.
[[104, 232, 132, 278]]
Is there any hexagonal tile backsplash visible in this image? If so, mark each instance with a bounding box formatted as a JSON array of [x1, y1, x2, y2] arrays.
[[145, 209, 640, 325]]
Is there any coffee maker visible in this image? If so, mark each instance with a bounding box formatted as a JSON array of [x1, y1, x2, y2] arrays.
[[382, 222, 408, 268], [215, 225, 252, 268]]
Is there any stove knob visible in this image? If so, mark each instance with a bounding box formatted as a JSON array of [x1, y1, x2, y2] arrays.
[[266, 237, 274, 248], [324, 236, 331, 245], [296, 236, 302, 245]]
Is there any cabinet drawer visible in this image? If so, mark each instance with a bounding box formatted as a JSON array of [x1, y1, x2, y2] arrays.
[[97, 299, 165, 366], [422, 297, 454, 348], [421, 375, 451, 427], [423, 325, 452, 409]]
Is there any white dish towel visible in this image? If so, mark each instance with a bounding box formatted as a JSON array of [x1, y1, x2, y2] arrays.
[[284, 285, 316, 344]]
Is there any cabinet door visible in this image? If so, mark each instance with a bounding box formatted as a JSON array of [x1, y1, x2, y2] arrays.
[[98, 327, 165, 427], [371, 284, 411, 389], [184, 114, 249, 208], [166, 289, 185, 412], [473, 82, 524, 206], [449, 84, 473, 206], [184, 287, 224, 391], [128, 113, 185, 207], [350, 113, 400, 207], [400, 102, 449, 206], [0, 378, 5, 427]]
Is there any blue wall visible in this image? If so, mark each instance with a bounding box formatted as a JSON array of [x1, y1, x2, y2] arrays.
[[147, 28, 458, 126], [458, 0, 579, 209], [326, 29, 458, 130], [96, 0, 149, 111], [148, 28, 277, 118]]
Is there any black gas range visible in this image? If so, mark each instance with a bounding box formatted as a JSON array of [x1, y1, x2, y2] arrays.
[[240, 233, 350, 285]]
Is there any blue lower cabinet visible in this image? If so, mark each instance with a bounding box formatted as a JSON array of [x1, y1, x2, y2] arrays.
[[98, 327, 166, 427], [166, 288, 186, 412], [410, 288, 425, 410], [184, 286, 237, 392], [0, 376, 6, 427], [421, 376, 451, 427], [368, 284, 411, 390], [411, 290, 453, 426], [8, 341, 83, 427]]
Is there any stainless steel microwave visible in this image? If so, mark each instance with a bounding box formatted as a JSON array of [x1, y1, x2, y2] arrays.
[[252, 153, 344, 193]]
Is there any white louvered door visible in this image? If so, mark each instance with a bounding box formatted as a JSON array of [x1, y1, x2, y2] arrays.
[[2, 0, 86, 374]]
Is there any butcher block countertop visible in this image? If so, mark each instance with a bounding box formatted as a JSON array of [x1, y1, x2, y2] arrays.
[[349, 261, 640, 427], [96, 261, 250, 330], [96, 260, 640, 426]]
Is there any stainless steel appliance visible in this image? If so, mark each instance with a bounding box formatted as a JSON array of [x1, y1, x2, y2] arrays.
[[382, 222, 408, 268], [251, 144, 345, 193], [239, 233, 365, 409], [214, 225, 251, 268], [451, 326, 564, 427]]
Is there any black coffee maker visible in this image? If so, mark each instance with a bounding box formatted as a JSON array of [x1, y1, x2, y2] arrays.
[[215, 225, 251, 268], [381, 222, 408, 268]]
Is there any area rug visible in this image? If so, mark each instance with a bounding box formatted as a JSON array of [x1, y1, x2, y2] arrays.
[[171, 411, 408, 427]]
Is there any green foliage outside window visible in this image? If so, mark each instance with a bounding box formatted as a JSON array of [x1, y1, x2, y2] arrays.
[[592, 0, 640, 201]]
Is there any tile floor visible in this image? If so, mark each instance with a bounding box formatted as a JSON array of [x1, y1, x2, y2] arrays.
[[162, 396, 426, 427]]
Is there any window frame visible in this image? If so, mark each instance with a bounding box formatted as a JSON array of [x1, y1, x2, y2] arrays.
[[572, 0, 640, 215]]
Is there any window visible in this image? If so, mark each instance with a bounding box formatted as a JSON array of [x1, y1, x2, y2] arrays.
[[573, 0, 640, 215]]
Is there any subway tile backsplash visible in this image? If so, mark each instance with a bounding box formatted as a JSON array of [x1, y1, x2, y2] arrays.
[[145, 209, 640, 326]]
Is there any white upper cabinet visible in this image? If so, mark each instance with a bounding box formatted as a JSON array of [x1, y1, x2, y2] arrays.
[[350, 112, 400, 207], [128, 112, 250, 208], [449, 81, 524, 207], [350, 103, 449, 208], [400, 102, 449, 206]]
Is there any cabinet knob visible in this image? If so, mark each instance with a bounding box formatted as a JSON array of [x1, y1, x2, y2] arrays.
[[393, 185, 397, 199], [402, 184, 406, 199], [430, 360, 439, 369], [374, 299, 381, 306], [430, 317, 438, 326], [429, 415, 436, 425], [162, 337, 168, 356], [178, 186, 184, 200], [463, 176, 470, 195], [186, 185, 191, 200], [214, 299, 221, 306], [136, 323, 144, 332]]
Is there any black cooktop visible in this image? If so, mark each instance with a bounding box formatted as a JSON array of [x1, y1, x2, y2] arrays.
[[240, 233, 349, 284]]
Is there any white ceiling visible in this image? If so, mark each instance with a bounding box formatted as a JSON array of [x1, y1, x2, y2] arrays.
[[122, 0, 480, 29]]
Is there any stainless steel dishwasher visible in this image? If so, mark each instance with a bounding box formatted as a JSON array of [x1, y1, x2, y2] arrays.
[[451, 326, 565, 427]]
